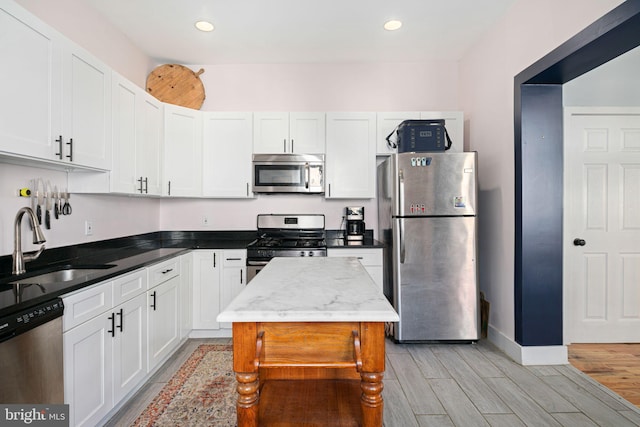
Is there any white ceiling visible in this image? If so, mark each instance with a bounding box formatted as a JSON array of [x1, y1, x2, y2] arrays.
[[86, 0, 518, 65]]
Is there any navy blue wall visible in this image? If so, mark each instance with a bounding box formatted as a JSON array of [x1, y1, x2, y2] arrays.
[[514, 0, 640, 346]]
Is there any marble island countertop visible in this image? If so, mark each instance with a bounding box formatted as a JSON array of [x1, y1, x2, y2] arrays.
[[217, 257, 399, 323]]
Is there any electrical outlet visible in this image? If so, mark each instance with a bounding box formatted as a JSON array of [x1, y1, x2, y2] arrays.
[[85, 220, 94, 236]]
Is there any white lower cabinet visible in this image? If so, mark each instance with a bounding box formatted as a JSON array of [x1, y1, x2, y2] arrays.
[[180, 253, 194, 339], [147, 259, 181, 372], [63, 257, 186, 426], [63, 305, 114, 427], [113, 293, 147, 403], [63, 269, 147, 427], [192, 249, 246, 333], [327, 248, 383, 291]]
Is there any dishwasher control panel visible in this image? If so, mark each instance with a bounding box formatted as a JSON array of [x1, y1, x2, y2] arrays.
[[0, 299, 64, 342]]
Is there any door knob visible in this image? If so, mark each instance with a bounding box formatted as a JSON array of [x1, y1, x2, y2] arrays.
[[573, 238, 586, 246]]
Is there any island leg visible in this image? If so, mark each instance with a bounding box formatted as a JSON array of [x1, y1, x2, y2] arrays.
[[359, 322, 386, 427], [232, 322, 260, 427], [236, 372, 259, 426]]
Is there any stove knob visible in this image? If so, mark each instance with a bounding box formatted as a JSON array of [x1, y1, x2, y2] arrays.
[[300, 251, 305, 257], [309, 251, 314, 257]]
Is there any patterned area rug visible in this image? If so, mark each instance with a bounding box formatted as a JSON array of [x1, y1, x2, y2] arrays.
[[133, 344, 237, 426]]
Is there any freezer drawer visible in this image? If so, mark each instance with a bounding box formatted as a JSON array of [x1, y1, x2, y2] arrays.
[[393, 216, 478, 341]]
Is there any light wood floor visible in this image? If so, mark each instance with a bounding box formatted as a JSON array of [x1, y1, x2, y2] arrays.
[[569, 343, 640, 408], [106, 338, 640, 426]]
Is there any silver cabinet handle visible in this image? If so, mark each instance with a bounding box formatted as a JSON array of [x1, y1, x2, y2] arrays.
[[283, 138, 287, 152]]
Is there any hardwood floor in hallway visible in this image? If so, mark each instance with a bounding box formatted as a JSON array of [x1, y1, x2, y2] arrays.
[[569, 343, 640, 408], [107, 338, 640, 426]]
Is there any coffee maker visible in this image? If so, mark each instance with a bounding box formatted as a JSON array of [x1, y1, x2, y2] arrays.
[[345, 206, 365, 242]]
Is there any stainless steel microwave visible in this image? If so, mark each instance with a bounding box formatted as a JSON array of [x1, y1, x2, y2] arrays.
[[252, 154, 324, 194]]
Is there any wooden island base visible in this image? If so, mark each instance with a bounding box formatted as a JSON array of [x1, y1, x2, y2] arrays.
[[232, 321, 387, 427]]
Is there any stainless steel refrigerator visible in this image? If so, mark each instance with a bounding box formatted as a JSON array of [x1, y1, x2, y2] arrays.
[[377, 152, 479, 342]]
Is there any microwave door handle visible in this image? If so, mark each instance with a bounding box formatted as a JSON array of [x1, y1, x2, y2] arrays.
[[305, 162, 310, 189]]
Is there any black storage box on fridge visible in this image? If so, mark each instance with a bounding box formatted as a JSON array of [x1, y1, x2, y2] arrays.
[[389, 119, 452, 153]]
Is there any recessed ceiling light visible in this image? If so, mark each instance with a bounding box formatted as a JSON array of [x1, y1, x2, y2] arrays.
[[384, 20, 402, 31], [195, 20, 214, 32]]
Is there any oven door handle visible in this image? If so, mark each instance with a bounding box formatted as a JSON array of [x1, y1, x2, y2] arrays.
[[247, 260, 269, 267]]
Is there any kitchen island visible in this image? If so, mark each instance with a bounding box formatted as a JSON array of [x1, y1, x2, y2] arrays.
[[217, 257, 399, 427]]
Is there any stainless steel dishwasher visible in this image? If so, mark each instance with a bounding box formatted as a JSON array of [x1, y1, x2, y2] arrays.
[[0, 298, 65, 403]]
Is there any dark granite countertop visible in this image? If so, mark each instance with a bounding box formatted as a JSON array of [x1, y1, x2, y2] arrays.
[[0, 230, 383, 318]]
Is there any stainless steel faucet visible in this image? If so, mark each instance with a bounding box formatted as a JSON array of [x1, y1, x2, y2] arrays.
[[12, 207, 47, 275]]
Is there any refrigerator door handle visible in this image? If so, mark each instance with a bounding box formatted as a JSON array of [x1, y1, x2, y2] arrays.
[[398, 168, 405, 216], [399, 218, 406, 263]]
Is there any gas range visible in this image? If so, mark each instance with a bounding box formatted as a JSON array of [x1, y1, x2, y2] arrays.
[[246, 214, 327, 281]]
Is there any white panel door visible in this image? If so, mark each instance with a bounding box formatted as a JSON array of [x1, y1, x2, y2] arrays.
[[61, 41, 112, 169], [202, 112, 253, 197], [164, 104, 202, 196], [325, 112, 376, 198], [113, 293, 147, 404], [0, 2, 61, 159], [565, 107, 640, 343]]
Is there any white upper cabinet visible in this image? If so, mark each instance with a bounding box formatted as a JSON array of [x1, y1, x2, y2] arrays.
[[202, 112, 253, 198], [111, 74, 163, 195], [59, 40, 112, 169], [163, 104, 202, 197], [136, 89, 163, 195], [0, 2, 62, 160], [377, 111, 465, 155], [253, 112, 325, 154], [0, 2, 111, 170], [325, 112, 376, 199]]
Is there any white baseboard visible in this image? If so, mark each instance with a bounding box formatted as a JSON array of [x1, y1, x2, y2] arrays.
[[189, 329, 232, 338], [487, 325, 568, 365]]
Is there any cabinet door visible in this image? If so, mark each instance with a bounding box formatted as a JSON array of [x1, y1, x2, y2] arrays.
[[137, 92, 163, 195], [111, 74, 138, 193], [220, 250, 246, 329], [253, 112, 289, 153], [325, 112, 376, 198], [290, 112, 325, 154], [63, 313, 113, 427], [164, 104, 202, 196], [60, 40, 112, 169], [0, 2, 62, 159], [202, 112, 253, 197], [192, 250, 222, 329], [376, 112, 420, 155], [113, 293, 147, 404], [179, 253, 193, 339], [147, 276, 181, 371]]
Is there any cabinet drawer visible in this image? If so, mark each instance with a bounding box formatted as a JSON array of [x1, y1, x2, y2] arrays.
[[113, 268, 147, 306], [327, 248, 382, 266], [148, 258, 180, 288], [62, 280, 113, 331], [223, 250, 246, 267]]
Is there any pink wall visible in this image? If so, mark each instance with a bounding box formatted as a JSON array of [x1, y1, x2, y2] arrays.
[[187, 61, 459, 112], [15, 0, 153, 86], [459, 0, 624, 343]]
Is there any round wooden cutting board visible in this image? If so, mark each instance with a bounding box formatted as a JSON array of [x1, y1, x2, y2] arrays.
[[146, 64, 206, 110]]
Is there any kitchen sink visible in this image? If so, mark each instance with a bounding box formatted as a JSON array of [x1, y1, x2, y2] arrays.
[[9, 264, 117, 285]]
